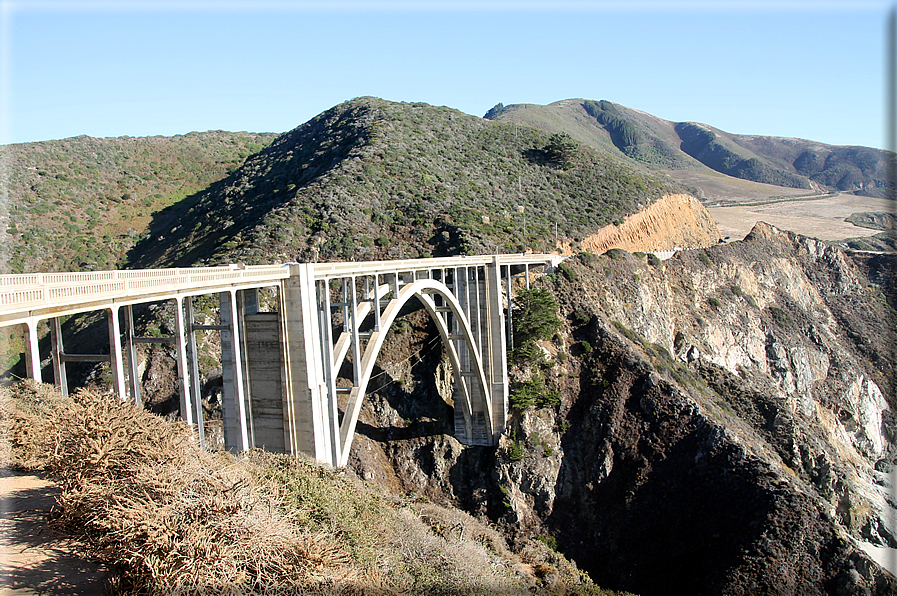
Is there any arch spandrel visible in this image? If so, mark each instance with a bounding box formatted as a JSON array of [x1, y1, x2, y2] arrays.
[[334, 278, 493, 467]]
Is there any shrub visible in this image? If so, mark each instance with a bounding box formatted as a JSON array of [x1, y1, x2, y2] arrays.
[[572, 310, 591, 326], [513, 287, 561, 346], [558, 262, 578, 281], [507, 440, 525, 462], [768, 305, 792, 327], [612, 320, 643, 346], [647, 253, 662, 268], [536, 535, 560, 552], [510, 374, 561, 410], [4, 382, 592, 594], [606, 248, 627, 260], [543, 132, 579, 170], [707, 296, 722, 309]]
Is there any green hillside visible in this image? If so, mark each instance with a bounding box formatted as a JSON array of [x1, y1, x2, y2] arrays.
[[126, 97, 680, 268], [486, 98, 895, 199], [3, 131, 278, 273]]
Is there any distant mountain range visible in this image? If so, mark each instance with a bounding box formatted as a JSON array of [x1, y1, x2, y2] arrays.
[[485, 99, 893, 199]]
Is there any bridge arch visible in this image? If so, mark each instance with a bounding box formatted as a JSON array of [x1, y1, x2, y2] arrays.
[[335, 277, 493, 467]]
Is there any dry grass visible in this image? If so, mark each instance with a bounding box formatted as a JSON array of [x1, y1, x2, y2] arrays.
[[1, 381, 622, 595], [2, 382, 364, 594]]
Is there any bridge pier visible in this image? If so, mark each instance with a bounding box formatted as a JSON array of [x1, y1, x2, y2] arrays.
[[280, 264, 339, 466], [23, 319, 41, 383], [219, 290, 251, 453]]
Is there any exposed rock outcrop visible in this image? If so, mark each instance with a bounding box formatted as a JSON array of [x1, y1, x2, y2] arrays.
[[570, 193, 722, 255], [348, 222, 897, 595]]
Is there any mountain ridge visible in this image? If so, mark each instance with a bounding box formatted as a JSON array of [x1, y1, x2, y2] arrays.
[[486, 98, 894, 199]]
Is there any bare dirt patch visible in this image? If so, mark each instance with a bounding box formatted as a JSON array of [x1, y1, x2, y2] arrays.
[[707, 193, 895, 241], [667, 169, 816, 203], [0, 469, 115, 595]]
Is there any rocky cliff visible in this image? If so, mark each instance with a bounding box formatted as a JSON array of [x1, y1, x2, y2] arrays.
[[347, 222, 897, 595], [566, 193, 721, 255]]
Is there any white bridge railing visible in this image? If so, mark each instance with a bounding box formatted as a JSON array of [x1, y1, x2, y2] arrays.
[[0, 264, 290, 326]]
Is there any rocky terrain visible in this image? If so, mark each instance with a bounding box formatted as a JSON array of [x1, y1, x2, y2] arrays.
[[4, 96, 896, 594], [347, 222, 897, 595]]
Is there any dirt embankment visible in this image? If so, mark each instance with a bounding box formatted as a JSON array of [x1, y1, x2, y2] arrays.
[[563, 193, 721, 254]]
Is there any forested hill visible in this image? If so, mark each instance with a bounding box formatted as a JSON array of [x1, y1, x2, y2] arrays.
[[485, 99, 894, 198], [125, 97, 681, 268]]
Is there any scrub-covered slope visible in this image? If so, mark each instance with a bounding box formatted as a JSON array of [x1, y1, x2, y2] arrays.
[[125, 97, 692, 268]]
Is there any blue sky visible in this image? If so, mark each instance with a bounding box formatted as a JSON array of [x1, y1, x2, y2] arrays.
[[1, 1, 893, 149]]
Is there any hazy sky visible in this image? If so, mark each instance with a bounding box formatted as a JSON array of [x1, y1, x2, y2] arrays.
[[1, 1, 893, 149]]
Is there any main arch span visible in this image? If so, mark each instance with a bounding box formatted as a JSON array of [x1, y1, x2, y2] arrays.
[[0, 254, 565, 467]]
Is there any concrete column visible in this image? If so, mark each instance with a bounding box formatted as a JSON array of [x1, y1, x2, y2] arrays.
[[107, 306, 127, 401], [236, 291, 254, 448], [172, 297, 194, 426], [317, 279, 341, 466], [184, 297, 205, 449], [123, 305, 143, 407], [23, 319, 41, 382], [49, 317, 67, 397], [220, 290, 249, 452], [486, 257, 510, 441], [243, 311, 285, 453], [505, 264, 514, 352], [280, 265, 335, 465], [243, 288, 259, 315]]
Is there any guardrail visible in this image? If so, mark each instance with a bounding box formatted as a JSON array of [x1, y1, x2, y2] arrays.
[[0, 255, 567, 326], [0, 264, 290, 323], [310, 253, 565, 280]]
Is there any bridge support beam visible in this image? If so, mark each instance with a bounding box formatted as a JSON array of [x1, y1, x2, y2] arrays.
[[23, 319, 42, 383], [172, 298, 193, 425], [220, 290, 251, 453], [49, 318, 67, 396], [281, 264, 338, 466], [123, 306, 142, 407], [484, 258, 509, 444], [183, 298, 205, 448], [107, 307, 126, 402]]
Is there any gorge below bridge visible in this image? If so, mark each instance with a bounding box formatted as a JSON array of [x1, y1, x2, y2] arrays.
[[0, 254, 564, 467]]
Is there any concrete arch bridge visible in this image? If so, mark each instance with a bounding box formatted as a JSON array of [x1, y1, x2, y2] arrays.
[[0, 255, 564, 467]]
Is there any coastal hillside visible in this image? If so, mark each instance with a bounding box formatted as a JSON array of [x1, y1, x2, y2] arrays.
[[486, 99, 895, 200], [124, 97, 695, 269], [2, 131, 278, 273], [348, 223, 897, 595]]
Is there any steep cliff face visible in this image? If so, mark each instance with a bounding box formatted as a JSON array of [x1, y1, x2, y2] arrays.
[[569, 193, 722, 255], [347, 222, 897, 595]]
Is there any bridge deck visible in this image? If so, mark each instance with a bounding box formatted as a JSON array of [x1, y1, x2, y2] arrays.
[[0, 255, 564, 327]]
